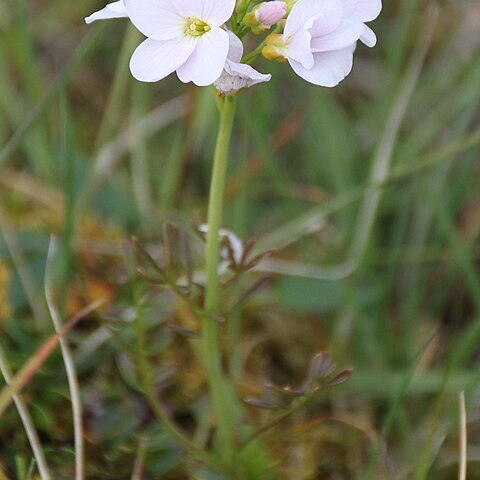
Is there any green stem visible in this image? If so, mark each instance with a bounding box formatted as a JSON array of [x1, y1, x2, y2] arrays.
[[202, 95, 238, 466], [241, 26, 282, 65], [242, 42, 265, 65], [241, 398, 308, 449]]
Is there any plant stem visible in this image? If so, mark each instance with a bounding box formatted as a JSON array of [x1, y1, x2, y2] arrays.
[[241, 398, 308, 449], [242, 43, 265, 65], [203, 94, 238, 466], [241, 26, 282, 65]]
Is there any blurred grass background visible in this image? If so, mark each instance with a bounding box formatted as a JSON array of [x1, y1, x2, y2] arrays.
[[0, 0, 480, 478]]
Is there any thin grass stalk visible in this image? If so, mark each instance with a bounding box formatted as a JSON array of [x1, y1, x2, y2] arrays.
[[458, 391, 467, 480], [346, 6, 438, 265], [26, 459, 36, 480], [334, 6, 438, 351], [256, 126, 480, 255], [44, 238, 84, 480], [0, 302, 102, 418], [59, 92, 75, 317], [15, 458, 27, 480], [130, 440, 147, 480], [0, 345, 51, 480]]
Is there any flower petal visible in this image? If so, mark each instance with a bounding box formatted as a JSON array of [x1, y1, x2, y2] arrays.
[[226, 30, 244, 63], [85, 1, 128, 24], [311, 19, 364, 52], [200, 0, 236, 25], [289, 44, 355, 87], [215, 60, 271, 95], [360, 24, 377, 47], [343, 0, 382, 23], [129, 37, 196, 83], [342, 0, 356, 17], [285, 0, 342, 37], [214, 30, 270, 95], [124, 0, 185, 40], [285, 27, 314, 70], [176, 27, 229, 86]]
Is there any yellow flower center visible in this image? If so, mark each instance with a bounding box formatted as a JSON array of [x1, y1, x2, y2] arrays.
[[184, 17, 211, 37]]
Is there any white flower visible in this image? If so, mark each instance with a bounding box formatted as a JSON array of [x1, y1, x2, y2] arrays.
[[198, 225, 244, 275], [126, 0, 235, 86], [85, 1, 128, 24], [264, 0, 381, 87], [86, 0, 236, 86], [215, 31, 271, 95]]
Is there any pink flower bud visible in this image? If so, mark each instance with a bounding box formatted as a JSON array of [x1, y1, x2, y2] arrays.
[[256, 1, 287, 27]]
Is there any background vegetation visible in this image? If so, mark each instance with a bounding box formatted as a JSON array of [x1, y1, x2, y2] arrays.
[[0, 0, 480, 478]]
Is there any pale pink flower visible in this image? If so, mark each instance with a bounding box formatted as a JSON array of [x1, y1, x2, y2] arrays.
[[266, 0, 381, 87], [127, 0, 236, 85], [86, 0, 236, 86], [215, 31, 271, 95]]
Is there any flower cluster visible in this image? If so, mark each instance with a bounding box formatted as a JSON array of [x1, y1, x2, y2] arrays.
[[86, 0, 381, 92]]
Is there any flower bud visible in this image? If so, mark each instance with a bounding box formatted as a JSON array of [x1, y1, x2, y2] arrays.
[[244, 1, 287, 35], [262, 33, 288, 62], [256, 1, 287, 26]]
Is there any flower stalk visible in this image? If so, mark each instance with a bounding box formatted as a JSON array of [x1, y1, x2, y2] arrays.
[[202, 94, 238, 467]]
